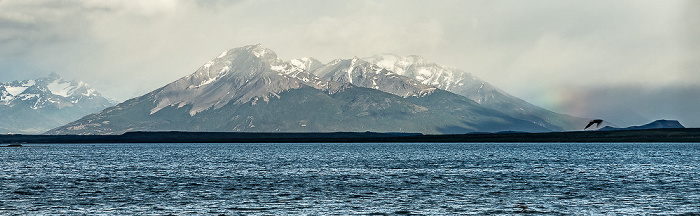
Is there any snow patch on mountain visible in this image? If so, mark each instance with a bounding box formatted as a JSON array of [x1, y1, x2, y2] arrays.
[[47, 80, 73, 97], [5, 86, 28, 96], [47, 79, 96, 97], [2, 80, 34, 98], [252, 46, 268, 58], [217, 50, 228, 58]]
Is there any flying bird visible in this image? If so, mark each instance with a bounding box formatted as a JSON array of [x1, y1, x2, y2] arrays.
[[584, 119, 604, 130]]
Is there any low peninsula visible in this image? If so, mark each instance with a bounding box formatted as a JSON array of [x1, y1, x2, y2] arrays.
[[2, 128, 700, 144]]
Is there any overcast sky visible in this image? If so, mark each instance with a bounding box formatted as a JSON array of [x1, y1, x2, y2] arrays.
[[1, 0, 698, 127]]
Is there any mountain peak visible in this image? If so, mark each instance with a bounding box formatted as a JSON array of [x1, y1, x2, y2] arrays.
[[235, 44, 277, 60], [211, 44, 279, 65], [250, 44, 272, 58], [193, 45, 285, 84], [151, 44, 336, 116], [46, 72, 61, 81], [290, 57, 323, 72]]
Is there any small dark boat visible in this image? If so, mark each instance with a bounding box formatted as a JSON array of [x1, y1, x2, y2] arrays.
[[5, 143, 22, 147]]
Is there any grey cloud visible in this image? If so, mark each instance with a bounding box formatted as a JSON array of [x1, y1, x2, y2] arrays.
[[0, 1, 91, 56], [681, 0, 700, 84], [0, 0, 696, 126]]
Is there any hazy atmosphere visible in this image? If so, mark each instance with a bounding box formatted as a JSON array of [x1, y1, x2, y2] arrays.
[[1, 0, 698, 127]]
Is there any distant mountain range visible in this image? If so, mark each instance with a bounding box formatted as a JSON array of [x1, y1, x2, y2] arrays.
[[599, 120, 685, 131], [0, 73, 113, 134], [47, 44, 587, 135]]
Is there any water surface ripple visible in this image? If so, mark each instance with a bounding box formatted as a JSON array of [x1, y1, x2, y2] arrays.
[[1, 143, 699, 215]]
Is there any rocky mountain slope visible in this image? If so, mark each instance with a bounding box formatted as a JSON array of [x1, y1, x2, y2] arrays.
[[362, 54, 587, 131]]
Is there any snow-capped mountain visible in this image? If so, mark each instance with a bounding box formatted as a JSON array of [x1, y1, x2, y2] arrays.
[[364, 54, 473, 94], [363, 54, 586, 131], [48, 45, 548, 135], [150, 44, 347, 116], [0, 73, 113, 134], [313, 58, 437, 98], [290, 57, 324, 72]]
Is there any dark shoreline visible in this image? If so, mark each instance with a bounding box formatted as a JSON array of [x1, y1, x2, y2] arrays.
[[2, 128, 700, 143]]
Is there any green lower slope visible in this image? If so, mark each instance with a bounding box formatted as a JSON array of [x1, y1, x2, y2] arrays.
[[46, 86, 550, 135]]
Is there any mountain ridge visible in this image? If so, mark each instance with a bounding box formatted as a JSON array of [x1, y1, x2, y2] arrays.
[[304, 54, 587, 131], [150, 44, 351, 116]]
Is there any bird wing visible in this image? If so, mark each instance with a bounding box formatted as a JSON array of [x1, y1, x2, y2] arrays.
[[584, 122, 595, 129]]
